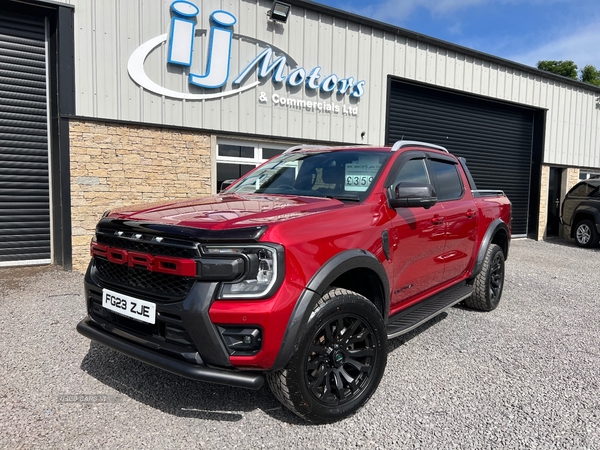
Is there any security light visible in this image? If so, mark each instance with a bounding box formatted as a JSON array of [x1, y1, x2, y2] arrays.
[[268, 1, 291, 23]]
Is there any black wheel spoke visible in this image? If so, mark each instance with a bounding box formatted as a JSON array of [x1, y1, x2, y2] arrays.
[[332, 370, 346, 401], [347, 328, 367, 345], [334, 317, 344, 341], [346, 347, 374, 359], [340, 368, 360, 394], [342, 318, 361, 342], [324, 323, 334, 343], [346, 357, 371, 373], [309, 344, 326, 356], [309, 366, 327, 393], [324, 371, 333, 398], [307, 359, 322, 371], [340, 367, 354, 383], [346, 379, 359, 394]]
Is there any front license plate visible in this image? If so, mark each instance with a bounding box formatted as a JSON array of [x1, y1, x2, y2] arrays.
[[102, 289, 156, 324]]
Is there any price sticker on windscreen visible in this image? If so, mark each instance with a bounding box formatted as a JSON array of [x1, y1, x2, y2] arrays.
[[344, 164, 379, 192]]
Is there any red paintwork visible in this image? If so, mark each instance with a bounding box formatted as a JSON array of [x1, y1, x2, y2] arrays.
[[107, 194, 345, 230], [106, 145, 511, 370]]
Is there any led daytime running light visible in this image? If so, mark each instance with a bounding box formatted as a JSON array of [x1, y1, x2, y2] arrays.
[[204, 245, 280, 299]]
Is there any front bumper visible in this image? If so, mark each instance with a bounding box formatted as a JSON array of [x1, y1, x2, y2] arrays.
[[77, 318, 264, 389], [79, 255, 303, 385], [80, 260, 267, 389]]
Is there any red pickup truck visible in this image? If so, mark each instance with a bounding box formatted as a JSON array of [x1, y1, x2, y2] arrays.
[[77, 141, 511, 423]]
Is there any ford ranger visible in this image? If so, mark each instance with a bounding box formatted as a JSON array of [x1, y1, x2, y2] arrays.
[[77, 140, 511, 423]]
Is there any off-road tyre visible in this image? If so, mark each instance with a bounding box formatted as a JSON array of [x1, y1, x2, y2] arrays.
[[574, 219, 599, 248], [464, 244, 505, 312], [267, 288, 387, 423]]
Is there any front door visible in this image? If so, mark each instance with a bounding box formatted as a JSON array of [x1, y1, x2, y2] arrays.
[[387, 156, 446, 308], [546, 167, 563, 237]]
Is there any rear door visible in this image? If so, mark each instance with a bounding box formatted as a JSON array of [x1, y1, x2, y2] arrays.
[[426, 155, 478, 282]]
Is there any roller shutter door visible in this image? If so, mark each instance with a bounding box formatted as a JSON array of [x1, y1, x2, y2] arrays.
[[386, 79, 534, 236], [0, 13, 50, 265]]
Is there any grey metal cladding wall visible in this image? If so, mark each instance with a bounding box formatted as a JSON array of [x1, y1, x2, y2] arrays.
[[386, 37, 600, 169], [69, 0, 600, 165], [0, 13, 51, 263], [387, 80, 534, 235], [71, 0, 374, 143]]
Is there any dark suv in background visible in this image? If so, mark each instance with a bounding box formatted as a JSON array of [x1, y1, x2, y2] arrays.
[[561, 179, 600, 248]]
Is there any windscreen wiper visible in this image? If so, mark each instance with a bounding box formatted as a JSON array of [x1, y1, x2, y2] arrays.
[[325, 194, 360, 202]]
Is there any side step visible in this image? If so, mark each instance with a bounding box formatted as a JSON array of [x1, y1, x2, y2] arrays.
[[386, 282, 473, 339]]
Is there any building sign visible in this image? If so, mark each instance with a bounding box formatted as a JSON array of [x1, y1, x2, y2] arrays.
[[127, 1, 366, 105], [262, 92, 359, 116]]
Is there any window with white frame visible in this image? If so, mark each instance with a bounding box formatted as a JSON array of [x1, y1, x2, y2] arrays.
[[580, 170, 600, 180], [216, 140, 289, 191]]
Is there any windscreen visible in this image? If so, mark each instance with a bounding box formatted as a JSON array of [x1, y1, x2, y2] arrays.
[[226, 150, 391, 201]]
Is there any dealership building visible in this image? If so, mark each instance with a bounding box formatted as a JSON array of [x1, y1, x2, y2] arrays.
[[1, 0, 600, 271]]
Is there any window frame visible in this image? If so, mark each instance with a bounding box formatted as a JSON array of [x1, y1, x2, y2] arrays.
[[215, 139, 290, 193], [385, 150, 465, 203]]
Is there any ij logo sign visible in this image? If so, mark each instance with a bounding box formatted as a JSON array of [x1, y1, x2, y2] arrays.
[[127, 1, 366, 102]]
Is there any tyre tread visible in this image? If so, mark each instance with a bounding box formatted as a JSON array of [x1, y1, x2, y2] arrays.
[[464, 243, 504, 311]]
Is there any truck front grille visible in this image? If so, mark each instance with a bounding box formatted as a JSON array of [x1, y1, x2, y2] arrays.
[[92, 228, 201, 300], [96, 229, 199, 258], [94, 258, 195, 300]]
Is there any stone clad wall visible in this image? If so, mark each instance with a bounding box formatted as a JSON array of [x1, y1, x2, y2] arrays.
[[69, 120, 212, 272], [537, 165, 550, 240], [565, 168, 579, 193]]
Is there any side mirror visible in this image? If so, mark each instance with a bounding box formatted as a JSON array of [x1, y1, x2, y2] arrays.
[[388, 182, 438, 209], [219, 179, 237, 193]]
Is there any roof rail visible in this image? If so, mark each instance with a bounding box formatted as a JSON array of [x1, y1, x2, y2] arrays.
[[391, 140, 448, 153], [283, 144, 332, 154]]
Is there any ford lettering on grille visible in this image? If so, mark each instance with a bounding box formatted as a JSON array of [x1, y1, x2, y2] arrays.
[[91, 242, 197, 277]]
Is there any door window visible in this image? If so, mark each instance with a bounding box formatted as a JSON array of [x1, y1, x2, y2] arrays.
[[394, 159, 430, 185], [428, 160, 464, 201]]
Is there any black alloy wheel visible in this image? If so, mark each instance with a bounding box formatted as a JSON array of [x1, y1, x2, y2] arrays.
[[267, 288, 387, 423], [305, 312, 377, 406], [464, 243, 505, 312], [489, 250, 504, 303]]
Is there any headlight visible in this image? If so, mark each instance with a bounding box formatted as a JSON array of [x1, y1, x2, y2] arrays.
[[203, 244, 283, 299]]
